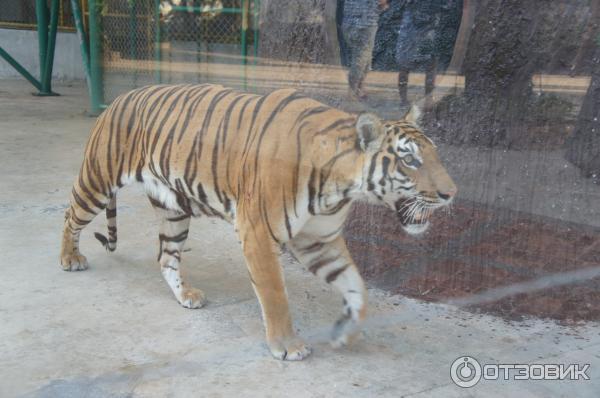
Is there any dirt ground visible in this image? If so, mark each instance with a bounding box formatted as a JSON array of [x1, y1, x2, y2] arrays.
[[346, 200, 600, 323]]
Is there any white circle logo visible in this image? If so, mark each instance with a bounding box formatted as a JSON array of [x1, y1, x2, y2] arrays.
[[450, 356, 482, 388]]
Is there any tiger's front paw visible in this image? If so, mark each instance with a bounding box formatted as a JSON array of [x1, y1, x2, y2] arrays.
[[178, 287, 206, 309], [268, 335, 312, 361], [331, 313, 362, 349], [60, 253, 89, 271]]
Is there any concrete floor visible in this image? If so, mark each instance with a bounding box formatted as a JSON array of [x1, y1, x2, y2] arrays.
[[1, 79, 599, 397]]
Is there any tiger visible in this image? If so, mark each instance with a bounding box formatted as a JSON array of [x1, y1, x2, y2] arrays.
[[60, 84, 456, 360]]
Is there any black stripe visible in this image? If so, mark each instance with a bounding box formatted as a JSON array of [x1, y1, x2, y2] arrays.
[[314, 118, 355, 136], [319, 224, 344, 239], [78, 173, 106, 206], [72, 188, 97, 215], [184, 88, 234, 188], [301, 241, 324, 253], [160, 88, 198, 180], [282, 189, 292, 239], [380, 156, 390, 185], [321, 197, 352, 215], [237, 94, 257, 131], [223, 193, 232, 214], [159, 230, 189, 243], [251, 92, 305, 189], [292, 121, 311, 217], [148, 196, 167, 209], [211, 117, 226, 204], [144, 86, 183, 141], [175, 85, 214, 144], [69, 211, 88, 226], [326, 264, 349, 283], [260, 193, 280, 244], [163, 249, 181, 260], [238, 95, 267, 185], [220, 93, 246, 150], [367, 155, 378, 191], [196, 183, 208, 204], [317, 148, 355, 198], [296, 105, 330, 122], [167, 214, 190, 222], [308, 256, 336, 274], [307, 167, 317, 215]]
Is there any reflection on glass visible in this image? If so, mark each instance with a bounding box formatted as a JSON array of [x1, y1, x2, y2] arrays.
[[95, 0, 599, 323]]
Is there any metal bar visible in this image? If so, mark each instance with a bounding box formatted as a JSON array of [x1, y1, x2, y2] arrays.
[[39, 0, 60, 94], [241, 0, 248, 63], [35, 0, 49, 80], [59, 0, 65, 27], [0, 21, 75, 31], [0, 46, 43, 91], [88, 0, 104, 114], [154, 0, 162, 83], [241, 0, 249, 90], [128, 2, 136, 60], [253, 0, 259, 64], [70, 0, 93, 99], [168, 6, 242, 13], [82, 0, 88, 33]]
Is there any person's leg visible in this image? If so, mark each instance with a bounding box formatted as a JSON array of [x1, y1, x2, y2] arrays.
[[353, 25, 378, 99], [424, 57, 438, 109], [398, 68, 409, 105], [343, 26, 361, 96]]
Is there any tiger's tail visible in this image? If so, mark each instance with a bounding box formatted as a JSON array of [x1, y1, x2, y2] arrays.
[[94, 194, 117, 252]]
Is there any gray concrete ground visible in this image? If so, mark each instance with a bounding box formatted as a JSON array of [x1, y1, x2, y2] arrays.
[[1, 79, 599, 397]]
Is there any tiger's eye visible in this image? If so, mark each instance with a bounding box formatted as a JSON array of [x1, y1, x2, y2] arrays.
[[403, 154, 414, 163]]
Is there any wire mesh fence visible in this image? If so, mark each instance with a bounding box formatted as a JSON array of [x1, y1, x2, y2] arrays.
[[0, 0, 75, 30], [99, 0, 258, 102]]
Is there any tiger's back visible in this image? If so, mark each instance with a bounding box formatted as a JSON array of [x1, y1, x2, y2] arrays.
[[78, 84, 356, 225]]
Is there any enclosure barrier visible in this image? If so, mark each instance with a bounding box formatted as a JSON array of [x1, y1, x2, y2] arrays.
[[0, 0, 62, 95]]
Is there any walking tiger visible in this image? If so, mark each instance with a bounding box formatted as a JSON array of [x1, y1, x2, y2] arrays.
[[61, 84, 456, 360]]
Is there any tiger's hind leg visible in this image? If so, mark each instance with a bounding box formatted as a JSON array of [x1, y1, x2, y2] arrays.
[[61, 178, 112, 271], [153, 204, 206, 309]]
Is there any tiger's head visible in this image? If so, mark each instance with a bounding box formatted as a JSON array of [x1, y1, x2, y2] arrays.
[[356, 106, 457, 235]]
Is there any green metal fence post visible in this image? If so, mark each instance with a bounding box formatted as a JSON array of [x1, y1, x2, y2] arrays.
[[241, 0, 248, 64], [70, 0, 93, 100], [253, 0, 259, 64], [128, 1, 137, 61], [38, 0, 60, 95], [241, 0, 249, 89], [35, 0, 48, 81], [154, 0, 162, 83], [88, 0, 104, 114], [0, 47, 43, 91]]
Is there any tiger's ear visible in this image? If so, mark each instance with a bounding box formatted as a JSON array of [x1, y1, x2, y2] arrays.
[[356, 112, 384, 152], [402, 103, 422, 126]]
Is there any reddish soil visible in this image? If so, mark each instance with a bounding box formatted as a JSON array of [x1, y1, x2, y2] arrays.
[[344, 200, 600, 323]]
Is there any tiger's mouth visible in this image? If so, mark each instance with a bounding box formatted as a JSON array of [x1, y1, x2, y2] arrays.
[[395, 198, 436, 235]]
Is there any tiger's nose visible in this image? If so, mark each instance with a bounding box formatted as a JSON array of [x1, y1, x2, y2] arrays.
[[437, 186, 457, 201]]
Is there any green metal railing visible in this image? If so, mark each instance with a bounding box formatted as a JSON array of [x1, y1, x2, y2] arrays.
[[1, 1, 259, 113], [0, 0, 61, 96]]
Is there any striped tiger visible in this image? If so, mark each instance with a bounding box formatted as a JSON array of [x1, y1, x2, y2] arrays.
[[60, 84, 456, 360]]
